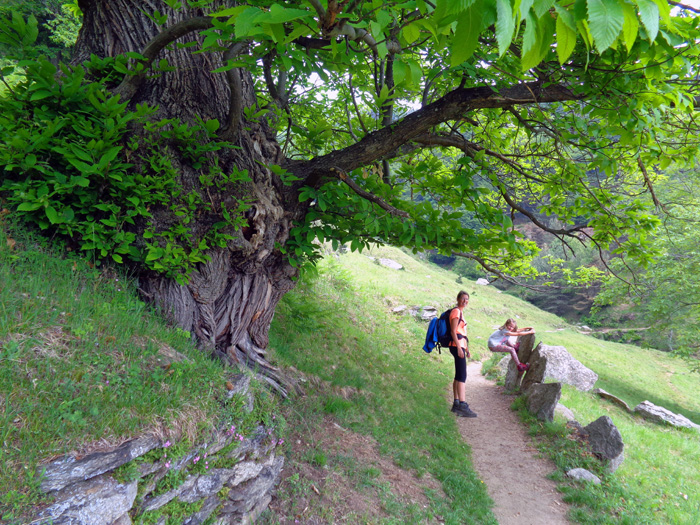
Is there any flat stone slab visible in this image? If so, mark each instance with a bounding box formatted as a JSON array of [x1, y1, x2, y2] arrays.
[[634, 400, 700, 431], [592, 388, 632, 412]]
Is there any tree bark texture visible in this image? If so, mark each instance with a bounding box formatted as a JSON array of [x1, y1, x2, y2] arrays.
[[75, 0, 301, 394]]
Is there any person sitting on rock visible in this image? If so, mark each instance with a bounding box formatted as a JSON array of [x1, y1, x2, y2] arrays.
[[488, 318, 535, 372]]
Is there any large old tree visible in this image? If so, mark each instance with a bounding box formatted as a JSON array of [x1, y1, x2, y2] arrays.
[[2, 0, 700, 392]]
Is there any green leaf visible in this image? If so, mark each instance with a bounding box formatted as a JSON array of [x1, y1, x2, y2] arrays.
[[212, 5, 248, 18], [265, 4, 310, 24], [451, 0, 484, 66], [621, 1, 639, 52], [402, 22, 421, 44], [17, 202, 42, 212], [636, 0, 659, 42], [533, 0, 555, 18], [393, 59, 408, 85], [496, 0, 515, 56], [554, 4, 576, 30], [556, 14, 577, 63], [235, 7, 262, 38], [522, 11, 538, 56], [650, 0, 671, 27], [45, 205, 61, 224], [587, 0, 624, 52], [519, 0, 535, 20]]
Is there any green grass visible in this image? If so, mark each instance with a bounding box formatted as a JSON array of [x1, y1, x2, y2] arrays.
[[268, 245, 700, 524], [0, 224, 279, 522]]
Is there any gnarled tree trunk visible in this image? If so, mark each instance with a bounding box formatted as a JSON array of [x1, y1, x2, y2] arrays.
[[75, 0, 302, 395]]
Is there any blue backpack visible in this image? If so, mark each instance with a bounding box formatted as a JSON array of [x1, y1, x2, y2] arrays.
[[423, 308, 463, 354]]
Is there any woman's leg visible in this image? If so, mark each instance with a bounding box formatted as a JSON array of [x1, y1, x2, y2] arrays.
[[449, 347, 467, 402]]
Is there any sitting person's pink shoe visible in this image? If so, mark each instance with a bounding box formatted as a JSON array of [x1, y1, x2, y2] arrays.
[[517, 363, 530, 372]]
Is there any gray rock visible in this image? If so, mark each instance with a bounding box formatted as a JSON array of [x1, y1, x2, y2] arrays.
[[183, 494, 220, 525], [220, 456, 284, 521], [39, 435, 161, 493], [392, 305, 407, 314], [633, 401, 700, 431], [522, 343, 597, 392], [421, 306, 438, 321], [516, 333, 537, 365], [555, 403, 576, 421], [503, 333, 536, 392], [378, 258, 403, 270], [523, 382, 562, 422], [593, 388, 632, 412], [566, 468, 601, 484], [476, 278, 490, 285], [496, 355, 511, 377], [38, 476, 137, 525], [584, 416, 624, 473], [112, 513, 132, 525]]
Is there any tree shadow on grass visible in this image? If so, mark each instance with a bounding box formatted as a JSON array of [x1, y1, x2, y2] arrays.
[[594, 374, 700, 425]]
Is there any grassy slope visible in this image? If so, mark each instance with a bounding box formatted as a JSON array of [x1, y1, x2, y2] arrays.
[[268, 245, 700, 524], [0, 226, 277, 523]]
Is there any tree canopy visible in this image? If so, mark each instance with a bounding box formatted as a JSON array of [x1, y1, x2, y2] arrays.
[[2, 0, 700, 382]]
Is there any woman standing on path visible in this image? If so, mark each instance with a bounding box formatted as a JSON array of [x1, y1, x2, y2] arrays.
[[449, 291, 477, 418]]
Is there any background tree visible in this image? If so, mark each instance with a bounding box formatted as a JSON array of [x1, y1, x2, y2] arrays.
[[2, 0, 700, 391], [595, 167, 700, 363]]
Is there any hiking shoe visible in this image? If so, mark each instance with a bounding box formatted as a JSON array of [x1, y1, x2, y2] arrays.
[[517, 363, 530, 372], [457, 402, 477, 418]]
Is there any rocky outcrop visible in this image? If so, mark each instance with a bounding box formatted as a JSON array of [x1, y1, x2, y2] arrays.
[[521, 343, 597, 392], [633, 401, 700, 431], [38, 476, 137, 525], [33, 376, 283, 525], [523, 382, 562, 422], [40, 435, 161, 493]]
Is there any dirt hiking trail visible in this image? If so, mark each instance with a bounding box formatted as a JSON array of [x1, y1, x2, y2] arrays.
[[457, 361, 571, 525]]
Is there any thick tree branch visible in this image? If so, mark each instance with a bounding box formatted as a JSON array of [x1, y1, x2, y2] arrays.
[[291, 82, 583, 186], [115, 16, 214, 101], [219, 41, 248, 141]]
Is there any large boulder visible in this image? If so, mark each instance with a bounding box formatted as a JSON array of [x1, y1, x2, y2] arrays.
[[633, 401, 700, 431], [521, 343, 598, 392], [584, 416, 624, 473], [523, 382, 562, 422], [502, 333, 537, 392]]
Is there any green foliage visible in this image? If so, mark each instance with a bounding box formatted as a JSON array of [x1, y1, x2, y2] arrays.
[[0, 16, 253, 283], [595, 176, 700, 362]]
